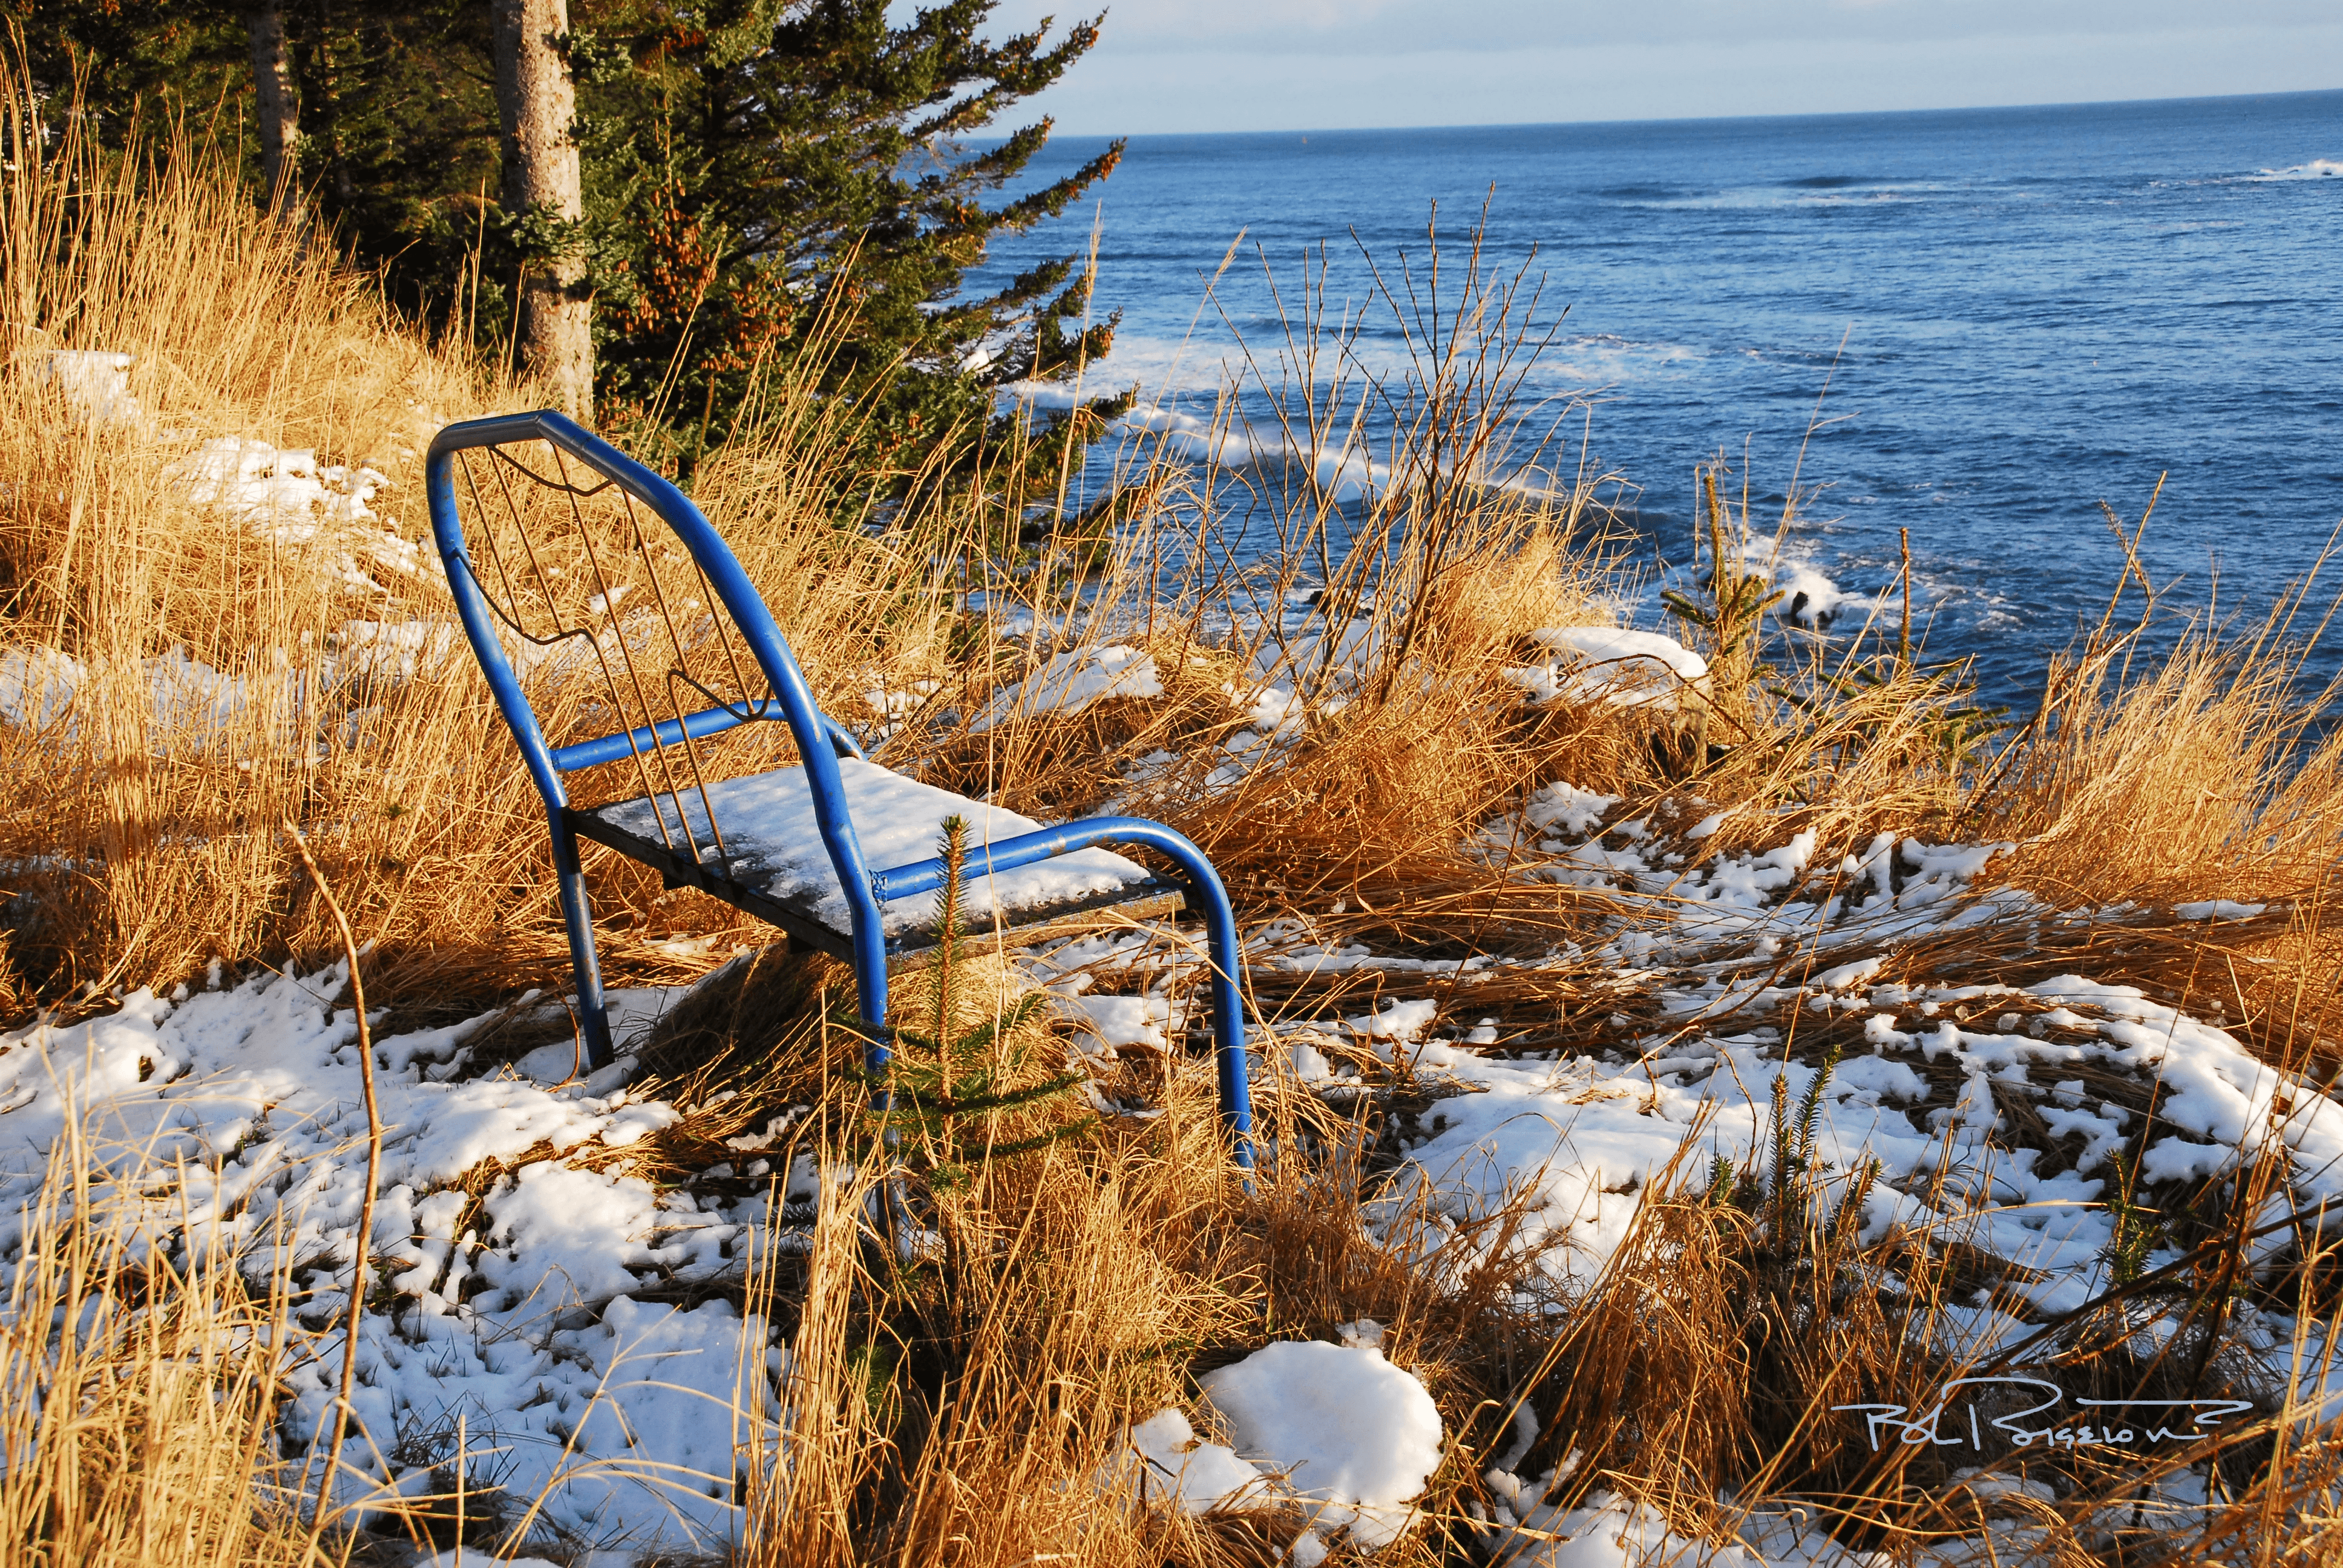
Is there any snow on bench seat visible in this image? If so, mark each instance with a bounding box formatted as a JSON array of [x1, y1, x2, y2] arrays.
[[585, 756, 1155, 940]]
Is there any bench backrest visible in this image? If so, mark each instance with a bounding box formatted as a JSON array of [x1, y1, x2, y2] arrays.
[[424, 411, 885, 936]]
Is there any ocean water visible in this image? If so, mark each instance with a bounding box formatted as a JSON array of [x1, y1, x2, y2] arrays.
[[975, 90, 2343, 710]]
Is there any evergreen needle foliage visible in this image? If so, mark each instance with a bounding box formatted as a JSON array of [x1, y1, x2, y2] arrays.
[[1661, 463, 1785, 699], [847, 815, 1093, 1194], [578, 0, 1132, 503], [2105, 1165, 2162, 1288], [13, 0, 1126, 514], [1755, 1037, 1843, 1256], [1776, 650, 2011, 769]]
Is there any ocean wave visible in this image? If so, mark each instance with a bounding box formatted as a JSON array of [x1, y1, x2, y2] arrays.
[[1037, 328, 1703, 404], [1637, 181, 1947, 211], [1002, 328, 1702, 498], [1011, 397, 1391, 503], [1760, 555, 1855, 630], [1636, 534, 2024, 647], [1037, 330, 1554, 404], [1542, 333, 1703, 385], [1112, 403, 1588, 505], [2248, 158, 2342, 181], [987, 389, 1593, 508]]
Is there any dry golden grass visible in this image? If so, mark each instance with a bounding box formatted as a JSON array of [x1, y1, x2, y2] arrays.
[[8, 70, 2343, 1568], [0, 77, 999, 1013], [0, 1139, 308, 1567]]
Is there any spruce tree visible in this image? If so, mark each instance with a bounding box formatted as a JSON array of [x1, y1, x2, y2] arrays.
[[574, 0, 1132, 512], [5, 0, 249, 142], [10, 0, 1129, 526], [5, 0, 508, 328]]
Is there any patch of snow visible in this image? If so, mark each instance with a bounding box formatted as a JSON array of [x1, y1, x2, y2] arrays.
[[969, 644, 1162, 731], [0, 644, 83, 731], [41, 349, 143, 425], [590, 756, 1151, 938], [1056, 991, 1173, 1053], [1198, 1340, 1443, 1549], [1533, 626, 1708, 682], [1486, 1482, 1885, 1567], [1507, 627, 1708, 710], [1287, 1036, 1337, 1083], [1528, 782, 1621, 840], [1120, 1408, 1274, 1515], [2174, 899, 2267, 921], [1347, 998, 1440, 1043], [175, 436, 415, 592], [0, 965, 775, 1553]]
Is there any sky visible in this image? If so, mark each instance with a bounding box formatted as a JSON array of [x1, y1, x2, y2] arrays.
[[977, 0, 2343, 136]]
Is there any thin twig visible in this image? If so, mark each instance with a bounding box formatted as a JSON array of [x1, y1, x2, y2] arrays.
[[289, 824, 384, 1565]]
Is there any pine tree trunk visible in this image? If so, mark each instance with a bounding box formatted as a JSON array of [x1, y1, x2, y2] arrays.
[[492, 0, 592, 421], [246, 3, 300, 215]]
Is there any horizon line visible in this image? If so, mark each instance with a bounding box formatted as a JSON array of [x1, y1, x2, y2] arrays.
[[1016, 82, 2343, 144]]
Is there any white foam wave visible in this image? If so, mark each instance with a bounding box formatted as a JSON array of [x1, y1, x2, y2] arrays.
[[1762, 556, 1852, 630], [1014, 324, 1702, 414], [1112, 403, 1375, 499], [1129, 403, 1599, 506], [1637, 181, 1950, 212], [1014, 332, 1466, 406], [1009, 385, 1576, 506], [1542, 333, 1704, 387], [1645, 544, 1892, 636], [2249, 158, 2342, 182], [1702, 543, 2024, 645]]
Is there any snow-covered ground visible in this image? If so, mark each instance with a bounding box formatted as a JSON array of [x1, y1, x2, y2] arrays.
[[0, 971, 779, 1552], [8, 781, 2338, 1561], [1045, 782, 2343, 1561], [10, 376, 2339, 1561]]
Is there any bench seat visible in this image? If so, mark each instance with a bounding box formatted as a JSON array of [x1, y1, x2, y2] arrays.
[[574, 756, 1185, 967]]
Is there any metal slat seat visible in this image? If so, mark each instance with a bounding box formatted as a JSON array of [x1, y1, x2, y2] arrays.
[[424, 410, 1253, 1170], [573, 759, 1189, 967]]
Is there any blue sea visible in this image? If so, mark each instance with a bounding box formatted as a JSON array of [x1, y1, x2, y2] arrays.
[[976, 90, 2343, 710]]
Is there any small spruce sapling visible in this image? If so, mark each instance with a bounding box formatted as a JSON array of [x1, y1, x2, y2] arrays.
[[1764, 1039, 1844, 1256], [1662, 465, 1784, 713], [849, 815, 1095, 1196], [2103, 1168, 2160, 1288], [1704, 1152, 1738, 1206]]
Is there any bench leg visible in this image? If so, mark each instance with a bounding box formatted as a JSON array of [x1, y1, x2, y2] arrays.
[[1044, 829, 1256, 1170], [554, 820, 616, 1071], [845, 929, 922, 1258], [1187, 872, 1256, 1174]]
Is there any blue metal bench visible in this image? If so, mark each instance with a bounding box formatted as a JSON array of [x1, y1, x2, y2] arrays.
[[424, 410, 1253, 1166]]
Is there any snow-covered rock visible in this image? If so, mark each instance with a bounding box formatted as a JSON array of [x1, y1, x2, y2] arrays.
[[1505, 626, 1708, 710], [969, 644, 1162, 731], [1199, 1339, 1444, 1549]]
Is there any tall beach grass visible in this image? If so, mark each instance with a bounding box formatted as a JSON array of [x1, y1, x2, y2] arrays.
[[4, 71, 2343, 1567]]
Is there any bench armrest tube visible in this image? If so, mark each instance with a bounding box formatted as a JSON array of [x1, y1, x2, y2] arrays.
[[874, 817, 1254, 1168]]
